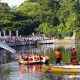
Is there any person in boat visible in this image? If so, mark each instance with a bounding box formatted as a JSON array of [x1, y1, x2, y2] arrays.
[[39, 54, 43, 61], [28, 54, 33, 61], [25, 54, 28, 61], [34, 54, 40, 61], [55, 49, 62, 65], [39, 54, 46, 63], [45, 56, 49, 64], [18, 53, 23, 60], [71, 48, 78, 65]]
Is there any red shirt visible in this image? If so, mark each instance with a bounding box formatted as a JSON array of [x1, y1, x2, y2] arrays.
[[72, 50, 77, 56]]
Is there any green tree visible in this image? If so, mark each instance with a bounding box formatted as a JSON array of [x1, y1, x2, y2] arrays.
[[56, 0, 78, 38], [0, 3, 13, 31], [38, 22, 56, 36]]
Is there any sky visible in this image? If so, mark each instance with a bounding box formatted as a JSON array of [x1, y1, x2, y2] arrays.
[[0, 0, 25, 7]]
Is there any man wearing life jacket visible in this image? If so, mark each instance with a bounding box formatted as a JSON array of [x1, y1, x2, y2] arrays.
[[55, 49, 62, 65]]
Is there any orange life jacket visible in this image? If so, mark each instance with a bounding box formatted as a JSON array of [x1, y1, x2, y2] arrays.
[[55, 51, 62, 58]]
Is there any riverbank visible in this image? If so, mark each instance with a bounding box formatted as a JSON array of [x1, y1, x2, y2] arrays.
[[55, 39, 75, 44]]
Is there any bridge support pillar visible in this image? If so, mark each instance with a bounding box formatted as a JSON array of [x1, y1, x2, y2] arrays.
[[16, 30, 19, 38], [9, 31, 12, 38], [3, 31, 6, 37]]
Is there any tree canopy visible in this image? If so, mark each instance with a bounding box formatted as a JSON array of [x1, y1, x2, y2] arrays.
[[0, 0, 80, 38]]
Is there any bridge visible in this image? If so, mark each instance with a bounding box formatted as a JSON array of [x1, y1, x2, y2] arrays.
[[0, 42, 16, 54]]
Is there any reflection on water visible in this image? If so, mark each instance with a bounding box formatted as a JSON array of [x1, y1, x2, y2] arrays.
[[1, 62, 80, 80], [19, 64, 26, 74], [44, 73, 80, 80], [63, 74, 80, 80], [0, 62, 45, 80], [19, 64, 43, 74]]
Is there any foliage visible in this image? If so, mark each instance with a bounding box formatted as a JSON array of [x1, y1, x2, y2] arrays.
[[0, 0, 80, 38], [0, 3, 10, 20], [39, 22, 56, 36]]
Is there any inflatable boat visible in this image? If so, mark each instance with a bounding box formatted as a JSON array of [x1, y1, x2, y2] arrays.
[[18, 57, 49, 65], [19, 59, 44, 65], [43, 64, 80, 74]]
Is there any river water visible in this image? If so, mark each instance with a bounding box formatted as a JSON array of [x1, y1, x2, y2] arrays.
[[0, 44, 80, 80]]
